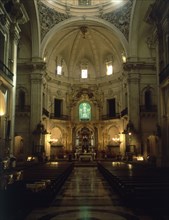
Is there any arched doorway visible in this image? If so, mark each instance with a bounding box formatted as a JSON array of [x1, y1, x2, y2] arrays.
[[50, 127, 64, 159]]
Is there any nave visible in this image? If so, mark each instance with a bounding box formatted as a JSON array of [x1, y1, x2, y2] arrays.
[[25, 164, 166, 220]]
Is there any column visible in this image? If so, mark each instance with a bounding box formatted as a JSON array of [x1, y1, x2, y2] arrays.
[[30, 64, 46, 156], [7, 0, 29, 156], [127, 70, 140, 153], [30, 64, 46, 157], [9, 24, 20, 155], [160, 87, 169, 166], [30, 68, 44, 132], [127, 72, 140, 129]]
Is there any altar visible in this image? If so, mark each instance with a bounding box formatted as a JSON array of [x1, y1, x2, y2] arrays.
[[79, 153, 93, 161], [74, 126, 96, 161]]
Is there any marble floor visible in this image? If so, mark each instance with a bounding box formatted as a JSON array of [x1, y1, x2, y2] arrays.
[[25, 165, 168, 220]]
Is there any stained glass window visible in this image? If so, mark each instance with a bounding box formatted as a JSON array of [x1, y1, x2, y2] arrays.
[[79, 102, 91, 121]]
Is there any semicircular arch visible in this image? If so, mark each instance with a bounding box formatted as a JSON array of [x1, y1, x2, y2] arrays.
[[41, 16, 129, 58]]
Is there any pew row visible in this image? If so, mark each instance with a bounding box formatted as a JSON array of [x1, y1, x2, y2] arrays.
[[97, 161, 169, 213], [0, 161, 74, 219]]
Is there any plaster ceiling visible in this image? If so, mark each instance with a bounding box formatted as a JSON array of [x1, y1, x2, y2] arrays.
[[44, 20, 125, 80], [21, 0, 131, 82]]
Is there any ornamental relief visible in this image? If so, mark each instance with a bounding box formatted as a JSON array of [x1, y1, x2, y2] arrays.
[[37, 0, 69, 39], [68, 87, 104, 109], [102, 0, 133, 40], [37, 0, 133, 40]]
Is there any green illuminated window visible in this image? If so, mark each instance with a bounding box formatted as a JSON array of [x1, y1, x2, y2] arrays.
[[79, 0, 91, 6], [79, 102, 91, 121]]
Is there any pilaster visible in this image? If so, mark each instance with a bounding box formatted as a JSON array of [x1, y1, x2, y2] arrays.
[[125, 69, 140, 131], [0, 0, 29, 156], [30, 63, 46, 133]]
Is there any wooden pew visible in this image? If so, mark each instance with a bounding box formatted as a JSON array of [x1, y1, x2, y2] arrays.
[[0, 161, 74, 219], [97, 161, 169, 212]]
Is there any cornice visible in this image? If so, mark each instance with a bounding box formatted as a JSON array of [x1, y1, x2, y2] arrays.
[[2, 0, 29, 25], [123, 62, 156, 71], [18, 61, 46, 73], [46, 69, 123, 87]]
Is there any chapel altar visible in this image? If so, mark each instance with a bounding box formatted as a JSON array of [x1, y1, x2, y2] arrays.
[[74, 126, 97, 161]]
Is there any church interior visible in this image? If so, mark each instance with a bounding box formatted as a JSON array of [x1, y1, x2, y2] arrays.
[[0, 0, 169, 219]]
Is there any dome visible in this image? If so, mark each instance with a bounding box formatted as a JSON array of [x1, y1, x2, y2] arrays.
[[41, 0, 130, 16], [39, 0, 130, 84], [44, 22, 126, 84]]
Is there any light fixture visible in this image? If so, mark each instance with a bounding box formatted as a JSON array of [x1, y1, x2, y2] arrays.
[[112, 135, 121, 144], [49, 138, 58, 144], [112, 137, 120, 142], [80, 26, 88, 39], [136, 156, 144, 161], [49, 161, 58, 165]]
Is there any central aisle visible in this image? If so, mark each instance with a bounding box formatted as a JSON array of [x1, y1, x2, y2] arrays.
[[25, 166, 150, 220]]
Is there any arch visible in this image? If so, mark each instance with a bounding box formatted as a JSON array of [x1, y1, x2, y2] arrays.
[[129, 0, 154, 58], [141, 86, 155, 105], [74, 123, 95, 135], [107, 125, 120, 143], [50, 126, 63, 145], [24, 0, 41, 59], [16, 87, 28, 111], [128, 0, 138, 57], [41, 16, 129, 58], [144, 90, 152, 110], [74, 125, 97, 153]]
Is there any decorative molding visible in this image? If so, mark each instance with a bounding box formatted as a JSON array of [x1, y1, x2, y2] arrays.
[[37, 0, 133, 41], [3, 0, 29, 24], [37, 1, 70, 40], [10, 25, 21, 44], [123, 62, 156, 71], [21, 61, 46, 73], [68, 85, 104, 109]]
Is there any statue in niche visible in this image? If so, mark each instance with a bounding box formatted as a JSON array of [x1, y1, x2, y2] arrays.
[[82, 135, 89, 153]]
